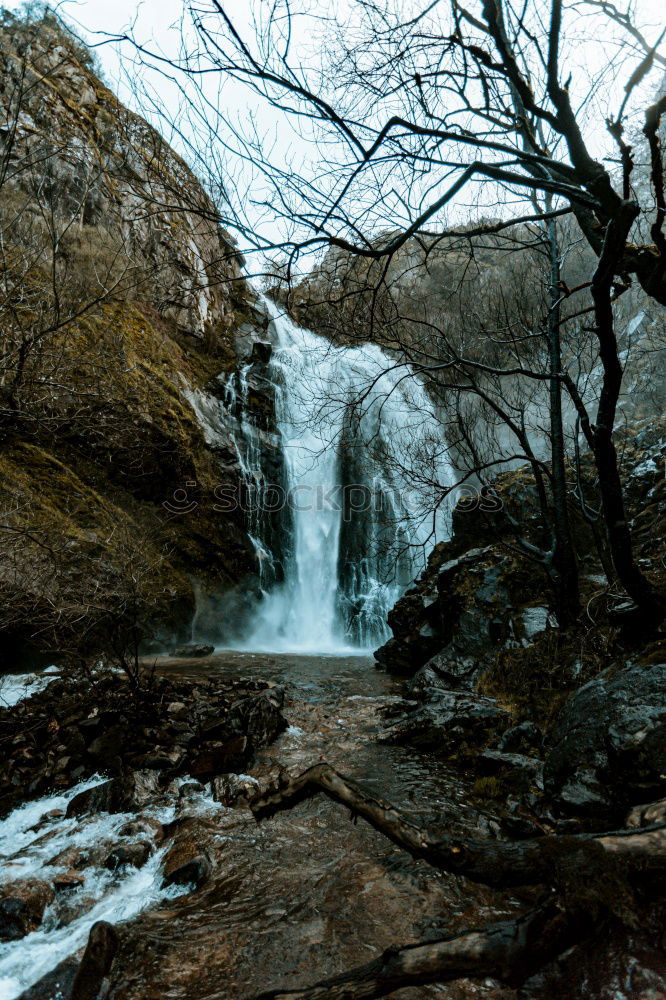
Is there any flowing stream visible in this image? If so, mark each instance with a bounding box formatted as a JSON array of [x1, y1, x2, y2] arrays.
[[222, 297, 454, 653], [0, 656, 514, 1000]]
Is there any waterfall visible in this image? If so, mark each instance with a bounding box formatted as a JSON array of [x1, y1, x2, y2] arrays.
[[227, 297, 454, 653]]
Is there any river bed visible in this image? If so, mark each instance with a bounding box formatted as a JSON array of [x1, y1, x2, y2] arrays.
[[1, 653, 517, 1000]]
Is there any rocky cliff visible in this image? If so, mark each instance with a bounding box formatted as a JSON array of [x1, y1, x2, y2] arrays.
[[0, 9, 273, 664]]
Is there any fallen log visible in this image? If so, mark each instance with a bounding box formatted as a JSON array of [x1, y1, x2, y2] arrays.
[[250, 764, 666, 890]]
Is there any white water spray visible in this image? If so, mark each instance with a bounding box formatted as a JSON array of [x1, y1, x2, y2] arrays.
[[236, 298, 454, 653]]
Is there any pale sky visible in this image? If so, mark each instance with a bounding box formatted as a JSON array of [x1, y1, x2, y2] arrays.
[[3, 0, 665, 267]]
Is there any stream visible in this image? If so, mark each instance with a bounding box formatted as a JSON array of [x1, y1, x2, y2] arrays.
[[1, 654, 517, 1000]]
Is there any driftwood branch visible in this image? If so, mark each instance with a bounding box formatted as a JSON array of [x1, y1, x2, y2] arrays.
[[251, 764, 666, 889], [253, 901, 584, 999]]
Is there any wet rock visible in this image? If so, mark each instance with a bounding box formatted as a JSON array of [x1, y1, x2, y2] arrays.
[[626, 797, 666, 828], [0, 879, 55, 941], [170, 643, 215, 658], [48, 845, 108, 871], [544, 659, 666, 820], [476, 750, 543, 792], [250, 340, 272, 364], [189, 735, 250, 780], [104, 840, 152, 871], [16, 958, 79, 1000], [118, 816, 164, 840], [228, 687, 287, 747], [212, 773, 259, 807], [419, 652, 485, 692], [70, 920, 119, 1000], [86, 724, 127, 771], [375, 545, 518, 677], [131, 748, 184, 770], [497, 721, 543, 755], [161, 819, 212, 890], [53, 871, 85, 893], [66, 770, 161, 818], [383, 689, 510, 752], [178, 780, 205, 798]]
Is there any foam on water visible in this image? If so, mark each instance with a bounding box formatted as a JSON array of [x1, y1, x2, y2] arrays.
[[0, 666, 59, 709], [0, 777, 218, 1000]]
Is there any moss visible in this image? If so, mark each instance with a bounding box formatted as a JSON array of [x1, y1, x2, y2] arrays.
[[471, 776, 504, 800]]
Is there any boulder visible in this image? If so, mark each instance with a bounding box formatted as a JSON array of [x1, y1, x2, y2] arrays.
[[118, 816, 164, 840], [189, 735, 251, 780], [414, 652, 485, 693], [374, 545, 521, 678], [250, 341, 272, 364], [170, 644, 215, 658], [161, 819, 212, 890], [104, 840, 152, 871], [0, 879, 55, 941], [52, 871, 85, 893], [497, 721, 544, 755], [544, 660, 666, 820], [16, 959, 78, 1000], [70, 921, 119, 1000], [212, 773, 259, 807], [228, 687, 287, 748], [382, 689, 510, 752], [476, 750, 543, 792], [626, 797, 666, 828], [66, 770, 161, 818]]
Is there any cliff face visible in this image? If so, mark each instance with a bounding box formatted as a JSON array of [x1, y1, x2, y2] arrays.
[[0, 10, 269, 663]]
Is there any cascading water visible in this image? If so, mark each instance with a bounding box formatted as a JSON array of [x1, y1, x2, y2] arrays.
[[228, 297, 454, 653]]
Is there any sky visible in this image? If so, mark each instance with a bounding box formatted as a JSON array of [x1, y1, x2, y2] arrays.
[[3, 0, 665, 269]]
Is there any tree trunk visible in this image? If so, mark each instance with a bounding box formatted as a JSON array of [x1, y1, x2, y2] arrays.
[[590, 206, 665, 621], [546, 216, 579, 625]]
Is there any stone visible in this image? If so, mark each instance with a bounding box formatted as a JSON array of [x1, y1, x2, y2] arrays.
[[52, 871, 85, 893], [382, 689, 510, 752], [104, 841, 152, 871], [15, 958, 78, 1000], [626, 797, 666, 828], [497, 721, 544, 754], [70, 920, 119, 1000], [170, 644, 215, 658], [520, 606, 552, 640], [48, 845, 107, 871], [544, 660, 666, 820], [167, 701, 187, 717], [420, 652, 485, 692], [66, 770, 161, 818], [211, 773, 258, 807], [228, 688, 287, 748], [118, 817, 164, 840], [86, 725, 127, 769], [476, 750, 544, 792], [189, 736, 250, 780], [0, 879, 55, 941], [178, 781, 205, 798], [161, 820, 212, 890], [250, 340, 272, 364]]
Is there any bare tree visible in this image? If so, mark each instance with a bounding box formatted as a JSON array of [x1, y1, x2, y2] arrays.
[[115, 0, 666, 620]]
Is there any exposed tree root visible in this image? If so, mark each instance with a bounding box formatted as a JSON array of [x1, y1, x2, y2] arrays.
[[249, 764, 666, 999], [251, 764, 666, 888]]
